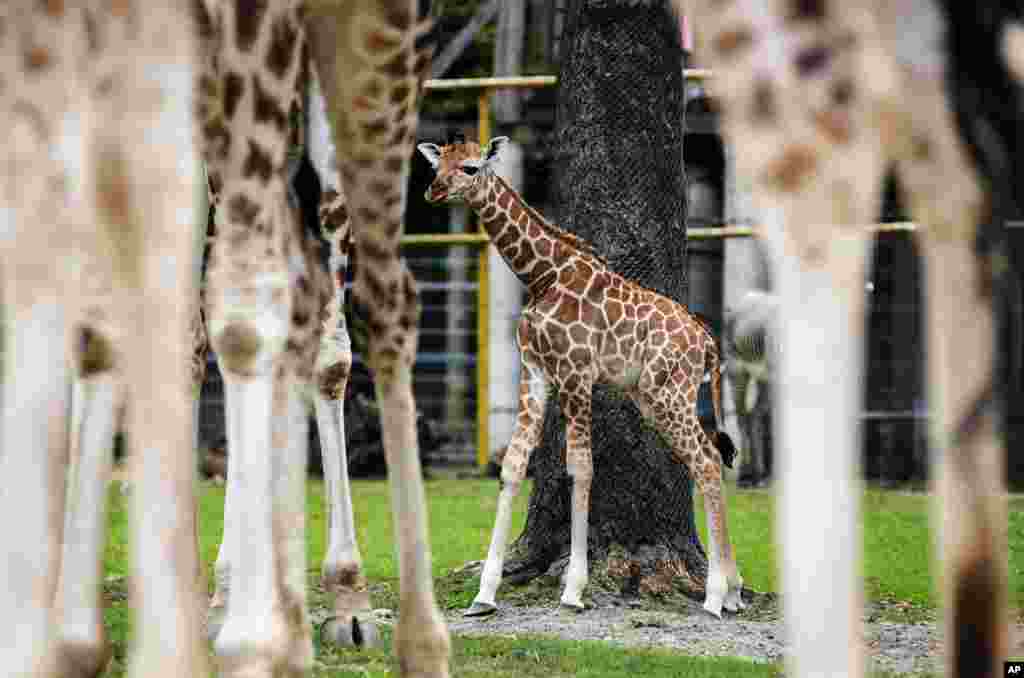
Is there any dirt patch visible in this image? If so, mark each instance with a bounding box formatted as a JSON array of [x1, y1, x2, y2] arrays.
[[438, 590, 1024, 675]]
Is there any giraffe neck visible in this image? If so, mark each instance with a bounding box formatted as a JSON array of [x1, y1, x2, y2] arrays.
[[466, 173, 590, 292]]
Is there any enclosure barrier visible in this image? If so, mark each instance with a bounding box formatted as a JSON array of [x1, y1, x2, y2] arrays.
[[402, 71, 920, 467]]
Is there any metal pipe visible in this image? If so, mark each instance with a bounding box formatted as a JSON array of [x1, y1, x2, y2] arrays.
[[476, 89, 493, 468], [422, 69, 710, 92], [401, 222, 919, 246], [401, 233, 491, 246]]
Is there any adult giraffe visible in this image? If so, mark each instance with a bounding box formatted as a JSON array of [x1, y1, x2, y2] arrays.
[[675, 1, 1020, 676], [0, 2, 450, 678]]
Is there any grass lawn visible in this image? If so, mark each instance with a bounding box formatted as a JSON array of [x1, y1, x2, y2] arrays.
[[97, 475, 1024, 676]]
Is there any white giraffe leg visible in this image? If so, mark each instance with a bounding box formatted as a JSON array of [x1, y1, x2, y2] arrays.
[[559, 391, 594, 612], [113, 6, 208, 674], [469, 362, 548, 616], [701, 491, 728, 619], [770, 218, 871, 678], [315, 393, 381, 647], [54, 374, 118, 677], [315, 395, 363, 590], [212, 375, 290, 673], [0, 295, 72, 678], [274, 379, 314, 673], [307, 66, 379, 648], [0, 8, 81, 672], [472, 477, 519, 611], [209, 412, 241, 626]]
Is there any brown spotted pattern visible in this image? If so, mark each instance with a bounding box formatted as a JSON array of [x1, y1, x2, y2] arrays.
[[194, 2, 331, 675], [305, 6, 433, 388], [303, 3, 450, 676], [425, 140, 740, 601], [315, 187, 354, 400], [197, 0, 310, 379]]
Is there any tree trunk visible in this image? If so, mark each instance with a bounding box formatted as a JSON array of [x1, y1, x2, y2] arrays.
[[504, 0, 709, 601]]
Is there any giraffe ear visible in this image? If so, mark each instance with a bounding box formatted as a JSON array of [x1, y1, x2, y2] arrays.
[[417, 143, 442, 168], [484, 136, 510, 163]]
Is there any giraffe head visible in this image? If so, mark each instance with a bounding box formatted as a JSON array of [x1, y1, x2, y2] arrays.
[[417, 137, 509, 204]]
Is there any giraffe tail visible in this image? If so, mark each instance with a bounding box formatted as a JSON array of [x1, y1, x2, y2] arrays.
[[705, 333, 737, 469]]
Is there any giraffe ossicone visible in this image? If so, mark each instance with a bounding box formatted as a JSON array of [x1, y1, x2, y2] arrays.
[[419, 137, 742, 619]]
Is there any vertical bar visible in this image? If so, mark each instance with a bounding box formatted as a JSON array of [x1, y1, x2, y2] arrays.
[[476, 89, 492, 467]]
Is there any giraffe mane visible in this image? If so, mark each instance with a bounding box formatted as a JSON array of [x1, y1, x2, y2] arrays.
[[490, 174, 609, 267]]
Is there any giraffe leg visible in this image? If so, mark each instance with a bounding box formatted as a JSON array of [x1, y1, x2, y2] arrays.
[[314, 357, 380, 647], [468, 357, 548, 617], [208, 412, 240, 633], [698, 431, 745, 614], [893, 65, 1009, 677], [0, 282, 72, 678], [633, 385, 742, 618], [198, 0, 310, 672], [306, 73, 379, 648], [83, 3, 209, 675], [305, 3, 451, 675], [54, 366, 118, 678], [314, 393, 380, 647], [557, 379, 594, 612], [0, 7, 84, 673], [272, 371, 315, 675]]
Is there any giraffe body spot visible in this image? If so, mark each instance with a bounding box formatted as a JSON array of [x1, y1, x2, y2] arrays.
[[24, 45, 52, 71], [607, 300, 623, 325], [714, 28, 753, 58], [814, 109, 852, 145], [241, 139, 274, 183], [566, 271, 588, 295], [234, 0, 267, 52], [265, 14, 298, 80], [555, 295, 580, 324], [795, 44, 832, 76], [569, 323, 588, 345], [764, 145, 818, 192], [252, 74, 287, 131]]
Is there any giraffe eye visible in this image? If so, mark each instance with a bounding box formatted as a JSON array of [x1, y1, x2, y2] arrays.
[[461, 165, 480, 176]]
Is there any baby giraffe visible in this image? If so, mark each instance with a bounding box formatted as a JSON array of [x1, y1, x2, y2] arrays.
[[418, 137, 741, 618]]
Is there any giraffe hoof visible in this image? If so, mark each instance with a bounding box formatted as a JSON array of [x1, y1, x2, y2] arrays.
[[463, 601, 498, 617], [702, 599, 723, 619], [53, 639, 113, 678], [559, 600, 585, 613], [321, 614, 381, 649]]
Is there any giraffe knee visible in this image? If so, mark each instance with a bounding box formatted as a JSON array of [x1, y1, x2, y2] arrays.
[[211, 318, 285, 376], [499, 445, 529, 487], [76, 325, 118, 378], [315, 337, 352, 400]]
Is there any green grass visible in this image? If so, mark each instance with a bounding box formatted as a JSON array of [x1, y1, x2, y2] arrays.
[[314, 631, 781, 678], [98, 476, 1023, 676]]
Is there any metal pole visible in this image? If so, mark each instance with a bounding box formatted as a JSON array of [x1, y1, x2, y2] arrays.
[[476, 89, 492, 467]]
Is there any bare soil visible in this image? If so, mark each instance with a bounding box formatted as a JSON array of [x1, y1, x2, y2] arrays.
[[436, 584, 1024, 675]]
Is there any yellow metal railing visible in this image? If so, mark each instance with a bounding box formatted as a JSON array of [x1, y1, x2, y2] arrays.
[[410, 73, 918, 467]]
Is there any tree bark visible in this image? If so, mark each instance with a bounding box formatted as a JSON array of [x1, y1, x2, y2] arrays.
[[504, 0, 710, 600]]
